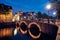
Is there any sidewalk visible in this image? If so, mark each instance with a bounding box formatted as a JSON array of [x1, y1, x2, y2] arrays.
[[56, 22, 60, 40]]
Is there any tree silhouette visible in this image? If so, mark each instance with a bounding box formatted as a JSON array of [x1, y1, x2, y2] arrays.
[[37, 11, 42, 18], [42, 13, 48, 19], [37, 12, 53, 19]]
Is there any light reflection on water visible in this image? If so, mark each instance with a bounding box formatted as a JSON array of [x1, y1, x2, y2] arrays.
[[0, 28, 12, 37], [0, 28, 24, 40], [0, 28, 13, 40], [0, 27, 20, 37], [0, 28, 33, 40], [14, 28, 18, 36]]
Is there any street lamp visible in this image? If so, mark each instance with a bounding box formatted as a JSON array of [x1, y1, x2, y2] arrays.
[[46, 4, 51, 23], [46, 4, 51, 10], [53, 12, 56, 16], [53, 12, 56, 24]]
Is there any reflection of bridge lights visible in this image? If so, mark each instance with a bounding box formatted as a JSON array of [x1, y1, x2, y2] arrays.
[[14, 28, 18, 36], [0, 28, 12, 37]]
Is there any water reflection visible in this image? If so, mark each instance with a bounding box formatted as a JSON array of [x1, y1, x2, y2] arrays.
[[14, 28, 18, 36], [0, 28, 12, 37], [0, 28, 20, 40]]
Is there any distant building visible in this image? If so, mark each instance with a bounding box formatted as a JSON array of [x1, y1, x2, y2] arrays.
[[27, 12, 32, 20], [25, 12, 37, 20], [0, 4, 12, 22], [18, 10, 23, 20], [12, 10, 24, 21], [13, 11, 37, 21], [31, 12, 37, 20]]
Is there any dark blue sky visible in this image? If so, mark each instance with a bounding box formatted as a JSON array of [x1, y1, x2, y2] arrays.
[[0, 0, 50, 14]]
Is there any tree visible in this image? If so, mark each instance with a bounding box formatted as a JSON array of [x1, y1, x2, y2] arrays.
[[49, 16, 54, 19], [42, 13, 48, 19], [37, 11, 42, 18]]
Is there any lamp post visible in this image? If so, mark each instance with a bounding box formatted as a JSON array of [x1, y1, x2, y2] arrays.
[[46, 4, 51, 23], [53, 12, 56, 24]]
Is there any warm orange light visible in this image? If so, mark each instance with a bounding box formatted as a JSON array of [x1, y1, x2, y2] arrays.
[[28, 22, 41, 31], [19, 21, 27, 34], [28, 29, 40, 39], [0, 9, 12, 22], [20, 28, 27, 34], [28, 22, 41, 39], [0, 28, 12, 37]]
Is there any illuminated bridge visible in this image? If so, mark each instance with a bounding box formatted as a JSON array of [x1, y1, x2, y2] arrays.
[[0, 20, 58, 40]]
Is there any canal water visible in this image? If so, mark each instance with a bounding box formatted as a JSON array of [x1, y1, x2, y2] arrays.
[[0, 28, 33, 40]]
